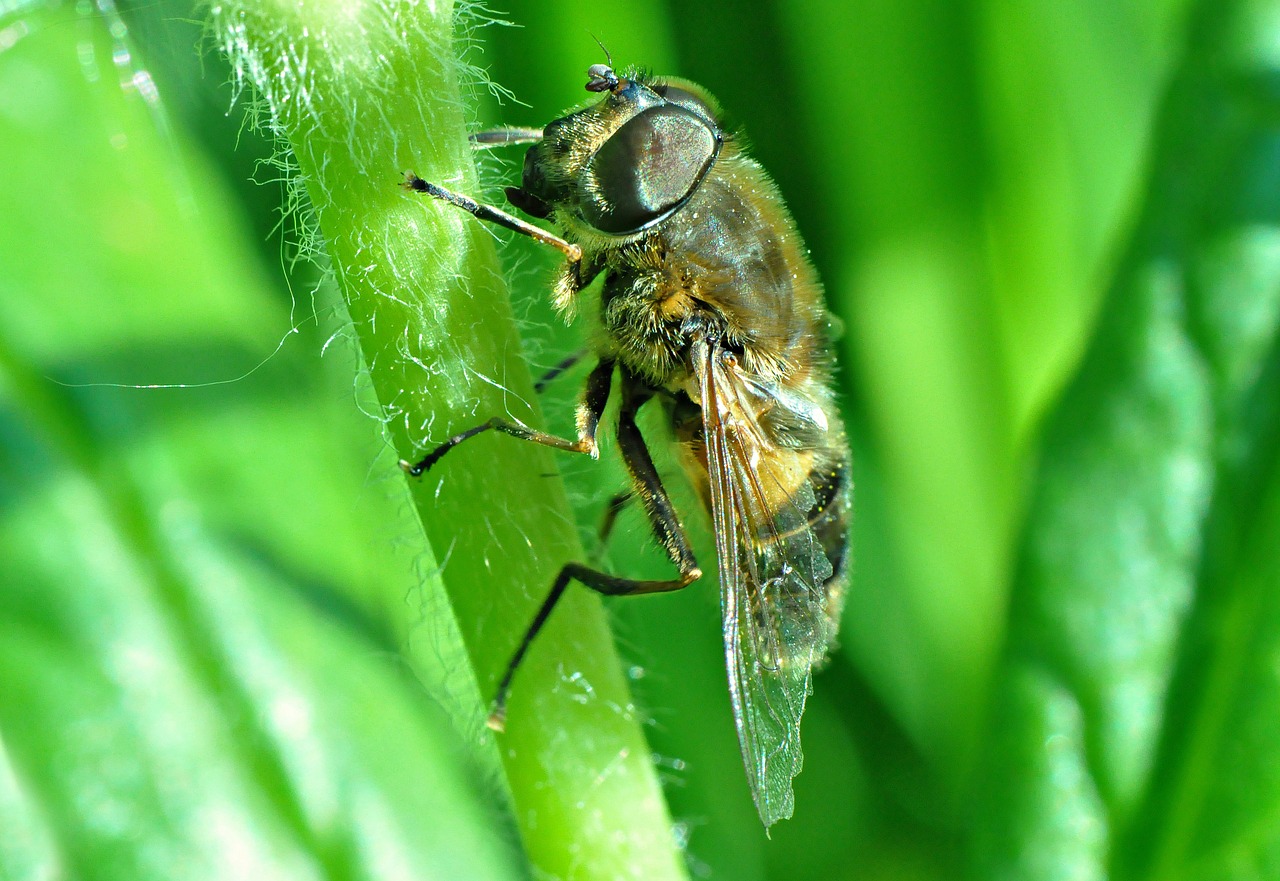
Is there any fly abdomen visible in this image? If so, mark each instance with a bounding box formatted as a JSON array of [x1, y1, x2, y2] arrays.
[[808, 451, 852, 633]]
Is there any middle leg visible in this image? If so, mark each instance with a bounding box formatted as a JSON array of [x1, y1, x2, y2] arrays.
[[400, 357, 614, 477]]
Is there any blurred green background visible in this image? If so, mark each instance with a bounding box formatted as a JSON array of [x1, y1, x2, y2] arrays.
[[4, 0, 1280, 878]]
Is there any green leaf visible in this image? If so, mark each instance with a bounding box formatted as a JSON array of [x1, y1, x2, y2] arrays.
[[772, 0, 1194, 773], [973, 1, 1280, 878]]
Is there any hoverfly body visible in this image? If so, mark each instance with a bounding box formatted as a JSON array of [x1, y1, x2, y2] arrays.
[[400, 62, 851, 827]]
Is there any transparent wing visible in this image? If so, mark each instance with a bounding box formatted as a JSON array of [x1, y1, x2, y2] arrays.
[[696, 339, 843, 828]]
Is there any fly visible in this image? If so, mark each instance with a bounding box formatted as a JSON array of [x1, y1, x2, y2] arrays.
[[400, 62, 851, 828]]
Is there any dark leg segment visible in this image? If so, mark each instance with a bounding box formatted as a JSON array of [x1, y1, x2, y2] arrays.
[[616, 405, 699, 575], [575, 357, 614, 449], [591, 491, 634, 562], [535, 349, 588, 393]]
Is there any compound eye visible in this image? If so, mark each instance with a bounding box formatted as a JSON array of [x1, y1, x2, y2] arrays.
[[581, 105, 718, 235]]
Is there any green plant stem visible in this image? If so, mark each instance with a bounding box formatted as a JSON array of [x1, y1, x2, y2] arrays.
[[209, 1, 686, 878]]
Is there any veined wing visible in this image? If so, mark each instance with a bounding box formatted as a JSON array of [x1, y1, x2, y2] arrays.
[[695, 338, 847, 828]]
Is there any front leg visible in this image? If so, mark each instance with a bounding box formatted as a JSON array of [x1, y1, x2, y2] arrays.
[[468, 127, 543, 148], [401, 173, 599, 316], [402, 173, 582, 264]]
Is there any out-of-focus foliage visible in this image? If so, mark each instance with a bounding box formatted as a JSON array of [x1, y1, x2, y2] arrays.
[[2, 0, 1279, 878], [0, 1, 524, 878]]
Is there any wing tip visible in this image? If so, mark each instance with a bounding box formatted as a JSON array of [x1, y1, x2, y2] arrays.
[[755, 793, 796, 832]]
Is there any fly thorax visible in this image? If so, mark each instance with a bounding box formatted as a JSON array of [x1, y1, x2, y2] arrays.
[[599, 267, 701, 387]]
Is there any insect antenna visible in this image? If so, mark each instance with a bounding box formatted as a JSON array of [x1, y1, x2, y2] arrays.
[[588, 32, 613, 69]]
